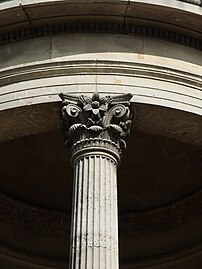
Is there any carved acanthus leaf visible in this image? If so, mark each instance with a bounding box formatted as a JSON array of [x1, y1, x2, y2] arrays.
[[59, 91, 133, 154]]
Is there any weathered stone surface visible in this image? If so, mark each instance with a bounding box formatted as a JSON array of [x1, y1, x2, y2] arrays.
[[60, 91, 132, 162], [0, 0, 202, 268], [60, 92, 132, 268], [70, 156, 119, 269]]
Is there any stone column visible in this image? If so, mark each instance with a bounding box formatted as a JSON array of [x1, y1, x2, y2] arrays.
[[60, 91, 132, 269]]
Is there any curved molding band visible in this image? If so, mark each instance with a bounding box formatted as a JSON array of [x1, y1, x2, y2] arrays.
[[180, 0, 202, 6], [0, 60, 202, 116], [0, 188, 202, 238], [122, 240, 202, 268], [0, 22, 201, 51], [0, 191, 69, 238], [0, 243, 66, 269], [0, 240, 202, 269], [0, 60, 201, 89]]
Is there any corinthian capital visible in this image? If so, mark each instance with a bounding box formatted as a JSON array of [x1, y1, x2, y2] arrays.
[[59, 91, 133, 163]]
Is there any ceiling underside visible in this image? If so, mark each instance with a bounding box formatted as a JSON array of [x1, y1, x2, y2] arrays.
[[0, 103, 202, 268]]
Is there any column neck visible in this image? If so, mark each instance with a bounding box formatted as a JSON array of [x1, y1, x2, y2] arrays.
[[71, 138, 120, 165]]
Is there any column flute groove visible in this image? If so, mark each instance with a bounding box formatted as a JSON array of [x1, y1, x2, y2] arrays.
[[59, 91, 133, 269]]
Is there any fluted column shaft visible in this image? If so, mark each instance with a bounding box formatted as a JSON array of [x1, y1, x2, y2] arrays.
[[70, 153, 119, 269], [59, 91, 132, 269]]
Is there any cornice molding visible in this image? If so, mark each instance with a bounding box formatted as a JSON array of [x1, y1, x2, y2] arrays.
[[0, 60, 201, 90], [0, 22, 201, 51], [0, 59, 201, 84], [1, 60, 202, 115]]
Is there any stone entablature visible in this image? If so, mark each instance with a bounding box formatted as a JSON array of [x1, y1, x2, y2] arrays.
[[0, 0, 201, 122], [0, 0, 201, 126], [0, 53, 202, 114]]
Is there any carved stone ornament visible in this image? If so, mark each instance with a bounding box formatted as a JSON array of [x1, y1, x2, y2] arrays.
[[59, 91, 133, 163]]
